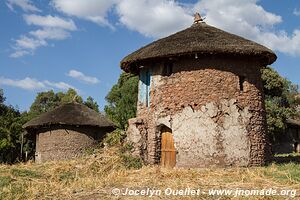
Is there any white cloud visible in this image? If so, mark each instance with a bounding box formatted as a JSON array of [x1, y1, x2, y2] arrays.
[[258, 30, 300, 55], [194, 0, 281, 30], [116, 0, 193, 38], [67, 70, 99, 84], [193, 0, 300, 55], [9, 0, 300, 57], [24, 14, 77, 30], [114, 0, 300, 55], [51, 0, 194, 35], [0, 77, 45, 90], [43, 80, 78, 91], [0, 77, 78, 91], [10, 50, 31, 58], [29, 28, 70, 40], [6, 0, 41, 12], [14, 35, 47, 50], [11, 15, 77, 58], [51, 0, 117, 29], [10, 36, 47, 58], [294, 8, 300, 16]]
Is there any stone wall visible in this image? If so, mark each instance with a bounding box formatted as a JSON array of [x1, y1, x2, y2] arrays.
[[128, 55, 271, 167], [35, 125, 106, 163]]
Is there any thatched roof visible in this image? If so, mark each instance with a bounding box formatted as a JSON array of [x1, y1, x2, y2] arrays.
[[23, 103, 114, 129], [121, 22, 277, 72]]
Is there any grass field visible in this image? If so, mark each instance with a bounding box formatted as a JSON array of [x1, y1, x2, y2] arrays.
[[0, 148, 299, 200]]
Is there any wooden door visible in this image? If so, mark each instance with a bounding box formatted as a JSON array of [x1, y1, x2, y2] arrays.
[[161, 129, 176, 168]]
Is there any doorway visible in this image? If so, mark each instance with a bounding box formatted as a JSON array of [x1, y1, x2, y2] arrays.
[[160, 127, 176, 168]]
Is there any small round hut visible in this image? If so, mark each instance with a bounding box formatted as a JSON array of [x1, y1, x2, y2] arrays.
[[23, 102, 114, 163], [121, 14, 277, 168]]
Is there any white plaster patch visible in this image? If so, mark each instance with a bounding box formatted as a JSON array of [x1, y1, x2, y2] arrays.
[[159, 100, 251, 168], [126, 118, 143, 157]]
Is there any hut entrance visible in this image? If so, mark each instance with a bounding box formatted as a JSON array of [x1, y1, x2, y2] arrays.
[[160, 127, 176, 168]]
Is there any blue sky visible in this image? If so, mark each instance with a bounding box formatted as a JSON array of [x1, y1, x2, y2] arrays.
[[0, 0, 299, 111]]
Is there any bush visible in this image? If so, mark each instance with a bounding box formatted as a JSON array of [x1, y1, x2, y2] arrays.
[[118, 143, 142, 169], [102, 129, 126, 147]]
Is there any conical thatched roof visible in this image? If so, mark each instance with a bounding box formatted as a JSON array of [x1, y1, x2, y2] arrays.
[[121, 22, 277, 72], [23, 103, 114, 129]]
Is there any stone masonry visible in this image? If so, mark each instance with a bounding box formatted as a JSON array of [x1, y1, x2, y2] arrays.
[[127, 55, 271, 167]]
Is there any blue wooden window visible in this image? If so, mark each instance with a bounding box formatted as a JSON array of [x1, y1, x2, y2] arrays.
[[139, 68, 151, 107]]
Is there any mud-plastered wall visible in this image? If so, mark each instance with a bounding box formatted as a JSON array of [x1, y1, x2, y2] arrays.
[[129, 56, 271, 167], [36, 126, 104, 163]]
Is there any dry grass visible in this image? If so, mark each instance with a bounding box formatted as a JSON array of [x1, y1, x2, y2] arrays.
[[0, 148, 299, 200]]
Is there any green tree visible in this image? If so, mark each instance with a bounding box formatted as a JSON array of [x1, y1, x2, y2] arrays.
[[105, 72, 139, 130], [0, 89, 24, 163], [29, 88, 98, 117], [0, 89, 4, 104], [84, 96, 99, 112], [60, 88, 83, 104], [261, 66, 299, 143], [29, 90, 60, 117]]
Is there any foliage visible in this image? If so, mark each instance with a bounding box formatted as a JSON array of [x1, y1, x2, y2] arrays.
[[102, 129, 126, 147], [262, 67, 287, 97], [28, 90, 61, 117], [0, 100, 35, 163], [118, 143, 142, 169], [0, 92, 24, 163], [104, 72, 138, 130], [84, 96, 99, 112], [261, 67, 300, 143], [0, 89, 4, 105], [60, 89, 83, 104], [264, 163, 300, 183], [29, 88, 98, 117], [120, 153, 143, 169]]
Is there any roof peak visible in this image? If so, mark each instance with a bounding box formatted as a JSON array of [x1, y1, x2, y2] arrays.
[[194, 12, 205, 24]]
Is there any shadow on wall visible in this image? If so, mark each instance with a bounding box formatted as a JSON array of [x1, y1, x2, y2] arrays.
[[37, 125, 110, 141], [150, 56, 263, 92]]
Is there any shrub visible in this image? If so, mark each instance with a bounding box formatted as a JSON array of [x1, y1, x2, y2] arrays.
[[118, 143, 142, 169], [102, 129, 126, 147]]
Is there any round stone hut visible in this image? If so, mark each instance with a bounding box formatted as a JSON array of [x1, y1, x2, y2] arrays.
[[121, 14, 277, 168], [23, 102, 114, 163]]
